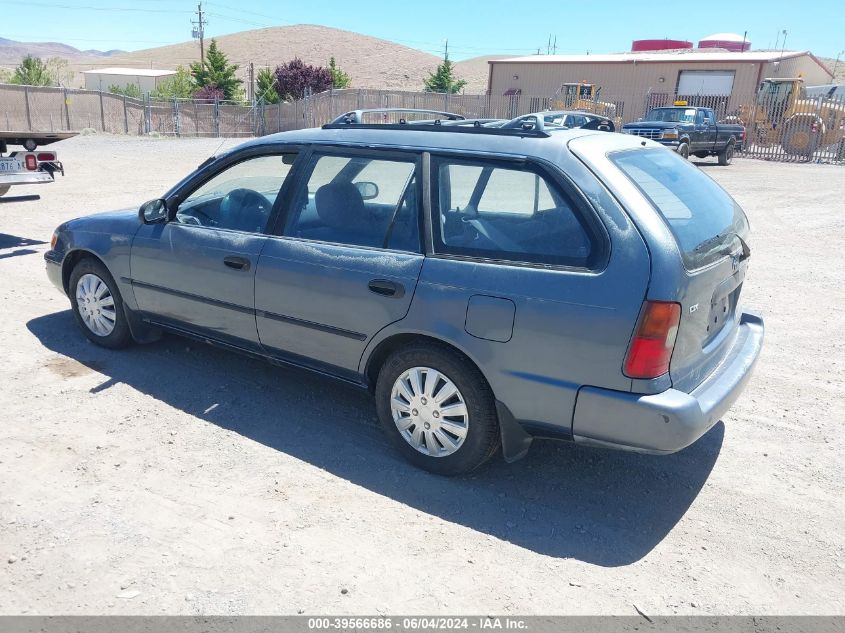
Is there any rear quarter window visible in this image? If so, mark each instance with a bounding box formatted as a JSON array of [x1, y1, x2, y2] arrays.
[[610, 148, 749, 270]]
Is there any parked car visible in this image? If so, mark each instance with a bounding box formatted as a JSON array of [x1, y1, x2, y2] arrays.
[[622, 104, 745, 164], [45, 108, 764, 475], [497, 110, 615, 132]]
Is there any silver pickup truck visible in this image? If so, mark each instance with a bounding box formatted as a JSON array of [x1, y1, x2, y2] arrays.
[[0, 131, 75, 197]]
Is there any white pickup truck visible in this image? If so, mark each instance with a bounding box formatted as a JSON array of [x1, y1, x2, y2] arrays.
[[0, 131, 76, 197]]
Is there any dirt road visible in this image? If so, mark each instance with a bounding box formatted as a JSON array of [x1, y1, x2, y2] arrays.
[[1, 135, 843, 615]]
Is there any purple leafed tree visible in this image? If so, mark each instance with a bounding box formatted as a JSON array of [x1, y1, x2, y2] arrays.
[[193, 84, 225, 101], [273, 58, 333, 101]]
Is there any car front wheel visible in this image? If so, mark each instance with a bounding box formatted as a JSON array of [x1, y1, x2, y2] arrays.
[[677, 142, 690, 159], [69, 258, 132, 349], [375, 344, 500, 475]]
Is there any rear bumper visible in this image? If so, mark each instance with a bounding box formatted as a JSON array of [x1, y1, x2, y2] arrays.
[[572, 311, 764, 454], [0, 171, 54, 186]]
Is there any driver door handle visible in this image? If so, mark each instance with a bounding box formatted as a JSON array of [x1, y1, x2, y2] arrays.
[[223, 256, 251, 271], [368, 279, 405, 298]]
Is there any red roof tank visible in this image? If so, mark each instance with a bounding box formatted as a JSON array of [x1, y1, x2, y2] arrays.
[[631, 39, 693, 52]]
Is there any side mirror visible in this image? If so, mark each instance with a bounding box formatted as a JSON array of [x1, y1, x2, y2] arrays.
[[354, 181, 379, 201], [139, 198, 169, 224]]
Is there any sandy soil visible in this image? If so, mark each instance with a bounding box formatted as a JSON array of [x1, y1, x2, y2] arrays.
[[0, 135, 843, 615]]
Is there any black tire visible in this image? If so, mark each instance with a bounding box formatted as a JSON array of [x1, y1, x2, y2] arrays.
[[677, 142, 690, 159], [0, 185, 10, 197], [375, 343, 500, 476], [781, 120, 815, 158], [68, 257, 133, 349], [717, 140, 735, 166]]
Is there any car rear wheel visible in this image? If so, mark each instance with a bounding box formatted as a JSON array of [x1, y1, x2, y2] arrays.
[[677, 142, 690, 159], [69, 258, 132, 349], [375, 344, 500, 475], [718, 140, 735, 166]]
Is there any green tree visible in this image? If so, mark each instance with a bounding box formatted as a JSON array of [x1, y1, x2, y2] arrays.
[[108, 83, 143, 98], [423, 52, 466, 94], [11, 55, 53, 86], [189, 39, 242, 101], [255, 67, 279, 104], [0, 67, 12, 83], [328, 57, 351, 89], [150, 66, 197, 100]]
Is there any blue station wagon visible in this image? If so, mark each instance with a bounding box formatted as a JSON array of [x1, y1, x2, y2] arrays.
[[45, 109, 764, 475]]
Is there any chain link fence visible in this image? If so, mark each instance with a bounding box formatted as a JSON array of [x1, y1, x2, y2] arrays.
[[2, 83, 843, 163]]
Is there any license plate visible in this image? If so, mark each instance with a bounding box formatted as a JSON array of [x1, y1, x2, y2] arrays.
[[0, 158, 24, 173]]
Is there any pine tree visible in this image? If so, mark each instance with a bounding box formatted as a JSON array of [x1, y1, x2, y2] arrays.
[[190, 40, 242, 101], [11, 55, 53, 87], [328, 57, 351, 89], [256, 67, 280, 104], [423, 48, 466, 94]]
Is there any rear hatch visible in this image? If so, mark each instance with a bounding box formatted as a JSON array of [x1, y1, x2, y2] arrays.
[[610, 148, 750, 392], [570, 135, 750, 393]]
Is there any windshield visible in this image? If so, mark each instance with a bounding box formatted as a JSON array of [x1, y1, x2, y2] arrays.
[[610, 148, 749, 270], [645, 108, 697, 123]]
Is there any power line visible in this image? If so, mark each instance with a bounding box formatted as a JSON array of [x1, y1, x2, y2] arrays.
[[2, 0, 192, 12]]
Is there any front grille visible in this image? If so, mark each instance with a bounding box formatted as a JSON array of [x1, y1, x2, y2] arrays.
[[625, 128, 663, 140]]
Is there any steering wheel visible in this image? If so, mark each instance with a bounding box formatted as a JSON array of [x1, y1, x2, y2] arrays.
[[220, 188, 270, 232]]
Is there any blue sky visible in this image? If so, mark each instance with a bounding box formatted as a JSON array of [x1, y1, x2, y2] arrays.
[[1, 0, 843, 60]]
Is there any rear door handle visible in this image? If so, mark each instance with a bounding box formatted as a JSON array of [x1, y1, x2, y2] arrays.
[[223, 256, 251, 271], [368, 279, 405, 298]]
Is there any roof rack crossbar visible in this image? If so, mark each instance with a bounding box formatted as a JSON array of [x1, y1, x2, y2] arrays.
[[320, 122, 550, 138], [329, 108, 466, 125]]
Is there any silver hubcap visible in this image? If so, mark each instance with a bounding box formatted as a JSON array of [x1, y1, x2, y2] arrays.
[[390, 367, 468, 457], [75, 273, 116, 337]]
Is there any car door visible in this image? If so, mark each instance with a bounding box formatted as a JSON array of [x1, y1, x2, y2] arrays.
[[130, 151, 298, 350], [697, 109, 718, 151], [254, 147, 424, 378]]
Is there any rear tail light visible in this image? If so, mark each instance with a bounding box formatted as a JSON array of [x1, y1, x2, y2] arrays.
[[37, 152, 56, 161], [25, 154, 37, 170], [623, 301, 681, 379], [740, 129, 746, 140]]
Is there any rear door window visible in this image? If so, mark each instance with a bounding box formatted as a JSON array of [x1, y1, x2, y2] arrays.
[[610, 148, 749, 269], [431, 157, 602, 268], [283, 152, 420, 252]]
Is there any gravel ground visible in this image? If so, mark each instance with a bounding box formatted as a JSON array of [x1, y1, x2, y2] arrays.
[[0, 135, 843, 616]]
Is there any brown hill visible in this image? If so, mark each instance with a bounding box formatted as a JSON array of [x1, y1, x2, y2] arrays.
[[818, 57, 845, 83], [0, 37, 119, 65], [80, 24, 490, 92]]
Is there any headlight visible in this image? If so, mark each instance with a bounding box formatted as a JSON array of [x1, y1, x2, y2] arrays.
[[662, 129, 679, 140]]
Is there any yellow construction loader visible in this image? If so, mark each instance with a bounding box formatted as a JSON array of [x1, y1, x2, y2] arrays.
[[740, 77, 845, 158]]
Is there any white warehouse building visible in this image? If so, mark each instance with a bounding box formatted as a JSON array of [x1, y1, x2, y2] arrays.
[[82, 67, 177, 93]]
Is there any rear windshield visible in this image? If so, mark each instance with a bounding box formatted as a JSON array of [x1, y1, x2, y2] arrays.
[[610, 148, 749, 270]]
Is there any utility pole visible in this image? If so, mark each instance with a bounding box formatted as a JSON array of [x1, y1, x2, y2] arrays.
[[192, 2, 207, 64], [248, 62, 255, 104], [834, 50, 844, 78], [553, 36, 557, 55]]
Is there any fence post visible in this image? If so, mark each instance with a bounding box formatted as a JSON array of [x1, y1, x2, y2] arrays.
[[63, 88, 71, 130], [278, 100, 282, 133], [173, 98, 180, 137], [24, 86, 32, 131], [99, 89, 105, 132], [123, 95, 128, 134], [144, 93, 151, 134], [214, 98, 220, 137]]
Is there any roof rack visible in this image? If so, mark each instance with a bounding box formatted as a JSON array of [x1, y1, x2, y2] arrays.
[[322, 109, 550, 138], [329, 108, 466, 125]]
